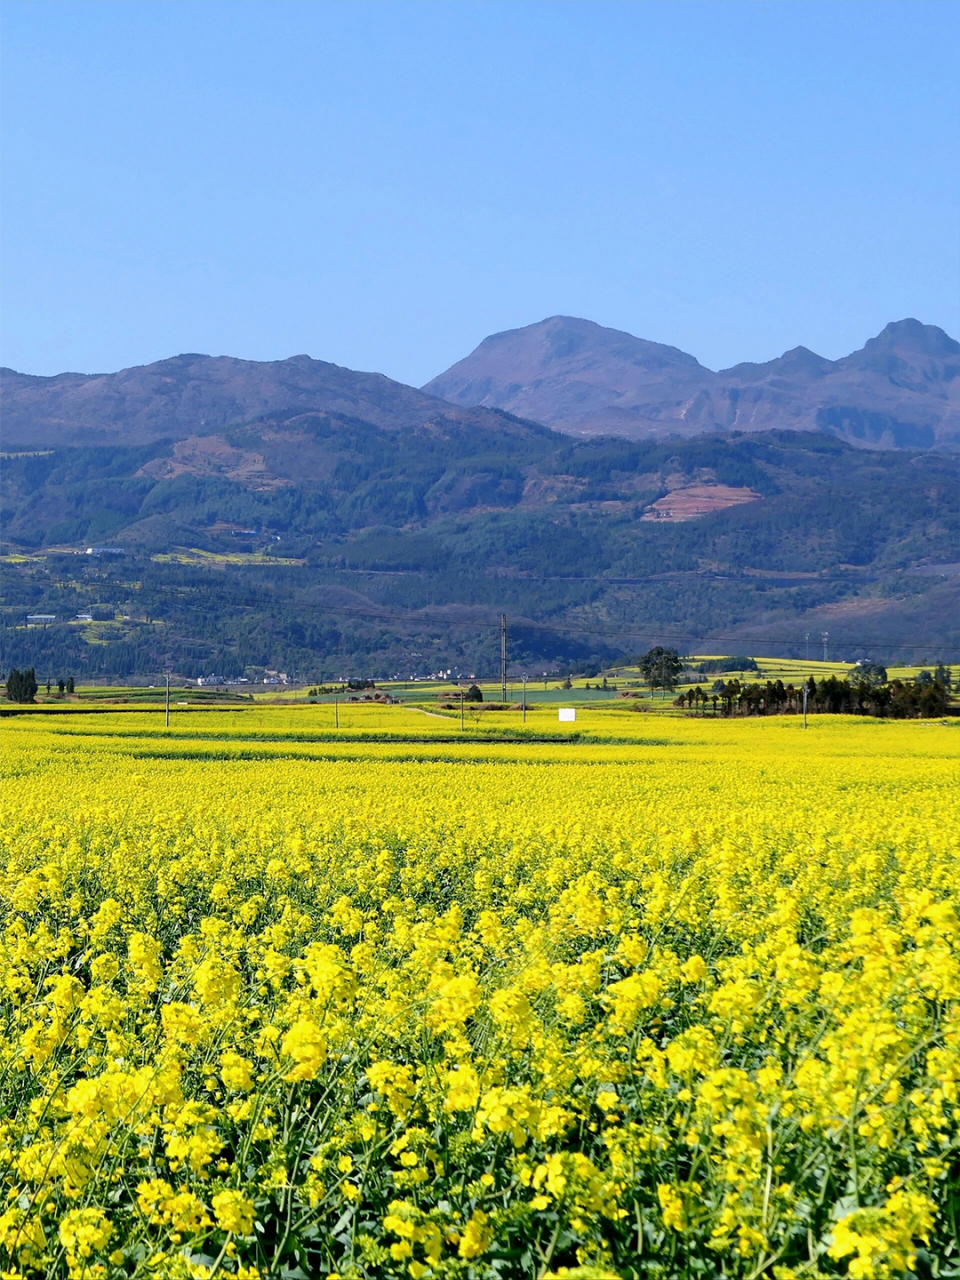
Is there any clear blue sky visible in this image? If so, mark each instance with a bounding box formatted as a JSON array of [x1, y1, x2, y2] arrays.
[[2, 0, 957, 384]]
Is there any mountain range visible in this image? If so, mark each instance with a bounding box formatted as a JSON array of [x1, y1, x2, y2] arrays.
[[424, 316, 960, 451], [1, 317, 957, 678], [3, 315, 958, 454], [0, 352, 534, 450]]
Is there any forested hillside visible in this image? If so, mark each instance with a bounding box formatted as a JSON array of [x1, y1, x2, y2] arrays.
[[2, 424, 957, 679]]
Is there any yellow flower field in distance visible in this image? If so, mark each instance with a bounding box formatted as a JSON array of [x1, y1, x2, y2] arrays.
[[1, 709, 958, 1279]]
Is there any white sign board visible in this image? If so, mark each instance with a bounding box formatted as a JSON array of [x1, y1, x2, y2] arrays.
[[558, 708, 576, 722]]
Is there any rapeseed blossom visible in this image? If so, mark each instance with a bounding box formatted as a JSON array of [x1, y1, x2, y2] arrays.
[[0, 708, 957, 1277]]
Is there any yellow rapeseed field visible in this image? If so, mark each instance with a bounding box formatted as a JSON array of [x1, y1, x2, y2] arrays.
[[1, 707, 958, 1279]]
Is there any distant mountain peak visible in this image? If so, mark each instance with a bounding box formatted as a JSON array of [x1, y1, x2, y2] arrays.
[[721, 345, 835, 382], [861, 318, 959, 356], [464, 315, 703, 368], [780, 344, 827, 362], [425, 317, 959, 450], [421, 316, 708, 430], [0, 350, 551, 450]]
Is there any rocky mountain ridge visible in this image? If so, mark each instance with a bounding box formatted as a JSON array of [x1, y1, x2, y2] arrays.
[[0, 352, 545, 450], [423, 316, 960, 450], [3, 316, 957, 455]]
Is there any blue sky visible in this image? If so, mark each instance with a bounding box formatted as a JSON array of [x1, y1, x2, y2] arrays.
[[2, 0, 957, 383]]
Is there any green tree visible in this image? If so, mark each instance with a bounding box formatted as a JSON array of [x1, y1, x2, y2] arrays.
[[639, 647, 682, 698], [851, 661, 887, 688], [465, 684, 483, 703], [5, 667, 38, 703]]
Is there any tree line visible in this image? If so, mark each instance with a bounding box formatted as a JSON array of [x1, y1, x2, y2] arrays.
[[676, 674, 952, 719], [4, 668, 75, 704]]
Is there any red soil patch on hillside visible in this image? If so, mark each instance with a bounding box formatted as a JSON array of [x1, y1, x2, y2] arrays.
[[640, 483, 761, 522]]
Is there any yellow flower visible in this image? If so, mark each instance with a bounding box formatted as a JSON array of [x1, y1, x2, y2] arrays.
[[604, 971, 662, 1034], [127, 931, 163, 991], [489, 986, 535, 1045], [192, 955, 240, 1010], [657, 1184, 686, 1232], [680, 954, 708, 983], [212, 1190, 255, 1236], [443, 1064, 480, 1112], [0, 1207, 46, 1265], [281, 1017, 328, 1081], [220, 1051, 254, 1093], [458, 1209, 492, 1259], [425, 972, 481, 1034], [59, 1207, 112, 1259], [367, 1061, 418, 1118], [828, 1191, 935, 1278]]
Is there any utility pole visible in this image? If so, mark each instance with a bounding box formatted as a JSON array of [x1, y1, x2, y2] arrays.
[[804, 632, 810, 662], [460, 690, 464, 732], [500, 613, 507, 704], [802, 683, 808, 729], [165, 673, 170, 728], [522, 675, 527, 723], [821, 630, 829, 664]]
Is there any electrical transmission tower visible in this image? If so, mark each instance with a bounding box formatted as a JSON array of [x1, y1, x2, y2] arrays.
[[821, 630, 829, 663]]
